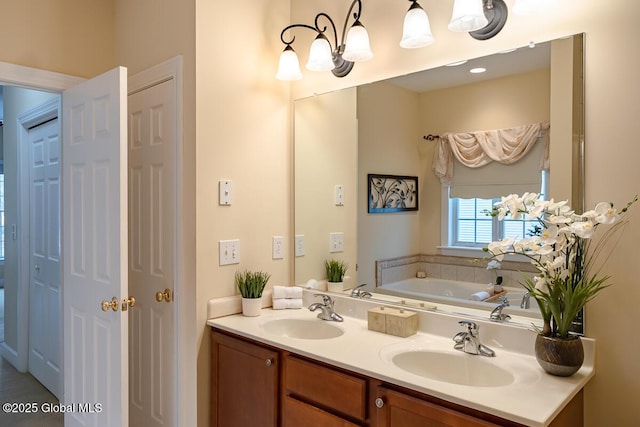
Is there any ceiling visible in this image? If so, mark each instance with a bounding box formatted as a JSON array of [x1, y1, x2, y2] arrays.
[[387, 40, 551, 93]]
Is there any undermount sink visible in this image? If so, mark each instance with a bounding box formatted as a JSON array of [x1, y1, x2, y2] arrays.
[[261, 318, 344, 340], [391, 350, 515, 387]]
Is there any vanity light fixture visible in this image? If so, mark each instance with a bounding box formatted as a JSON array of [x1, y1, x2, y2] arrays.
[[276, 0, 373, 81], [400, 0, 434, 49], [448, 0, 489, 33]]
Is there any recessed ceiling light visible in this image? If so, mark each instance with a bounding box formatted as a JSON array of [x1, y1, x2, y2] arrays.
[[470, 67, 486, 74], [446, 60, 468, 67]]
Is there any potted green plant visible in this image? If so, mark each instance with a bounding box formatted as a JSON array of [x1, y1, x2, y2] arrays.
[[235, 270, 271, 316], [485, 193, 636, 376], [324, 259, 348, 293]]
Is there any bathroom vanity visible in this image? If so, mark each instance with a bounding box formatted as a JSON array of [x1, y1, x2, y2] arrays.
[[208, 292, 591, 427]]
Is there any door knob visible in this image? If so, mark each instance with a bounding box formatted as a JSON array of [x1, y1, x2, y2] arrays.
[[155, 288, 172, 303], [101, 297, 119, 312], [121, 296, 136, 311]]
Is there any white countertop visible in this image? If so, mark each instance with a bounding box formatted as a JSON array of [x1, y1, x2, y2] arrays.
[[207, 291, 594, 426]]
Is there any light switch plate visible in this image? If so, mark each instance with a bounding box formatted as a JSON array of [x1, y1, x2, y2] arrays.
[[335, 184, 344, 206], [219, 180, 232, 205], [219, 239, 240, 265], [295, 234, 305, 257]]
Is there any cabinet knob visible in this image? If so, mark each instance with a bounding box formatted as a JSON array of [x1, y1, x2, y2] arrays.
[[375, 397, 385, 408], [265, 358, 273, 367]]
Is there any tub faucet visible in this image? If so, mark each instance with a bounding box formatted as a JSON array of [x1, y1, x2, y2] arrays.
[[308, 293, 344, 322], [520, 291, 531, 309], [350, 284, 372, 298], [490, 295, 511, 322], [453, 320, 495, 357]]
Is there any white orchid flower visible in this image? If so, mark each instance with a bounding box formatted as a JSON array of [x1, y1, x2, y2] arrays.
[[594, 202, 618, 224], [570, 221, 595, 239]]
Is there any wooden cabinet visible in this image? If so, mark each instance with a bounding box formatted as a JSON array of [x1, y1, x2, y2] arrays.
[[210, 327, 583, 427], [210, 330, 279, 427], [374, 385, 501, 427]]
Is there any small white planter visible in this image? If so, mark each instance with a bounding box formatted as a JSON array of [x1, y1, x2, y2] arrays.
[[327, 281, 344, 293], [241, 297, 262, 317]]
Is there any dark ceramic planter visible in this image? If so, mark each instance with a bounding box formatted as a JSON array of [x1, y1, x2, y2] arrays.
[[534, 334, 584, 377]]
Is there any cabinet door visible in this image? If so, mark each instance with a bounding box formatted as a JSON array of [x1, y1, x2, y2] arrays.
[[211, 330, 279, 427], [375, 386, 500, 427]]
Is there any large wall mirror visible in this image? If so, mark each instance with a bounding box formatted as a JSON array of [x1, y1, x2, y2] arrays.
[[294, 34, 584, 327]]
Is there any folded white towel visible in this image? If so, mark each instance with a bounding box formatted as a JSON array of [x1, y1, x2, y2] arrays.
[[469, 291, 491, 301], [272, 298, 303, 310], [273, 285, 303, 299]]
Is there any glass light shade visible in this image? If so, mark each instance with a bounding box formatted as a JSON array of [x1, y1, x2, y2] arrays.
[[448, 0, 488, 32], [513, 0, 557, 15], [342, 21, 373, 62], [400, 3, 434, 49], [276, 45, 303, 81], [306, 34, 335, 71]]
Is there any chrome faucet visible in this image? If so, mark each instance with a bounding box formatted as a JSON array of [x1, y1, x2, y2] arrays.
[[350, 284, 372, 298], [520, 291, 531, 309], [308, 293, 344, 322], [490, 295, 511, 322], [453, 320, 495, 357]]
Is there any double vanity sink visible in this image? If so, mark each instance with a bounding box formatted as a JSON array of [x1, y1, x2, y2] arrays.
[[208, 290, 594, 426]]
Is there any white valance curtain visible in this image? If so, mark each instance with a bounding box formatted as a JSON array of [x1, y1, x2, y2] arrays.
[[432, 121, 550, 199]]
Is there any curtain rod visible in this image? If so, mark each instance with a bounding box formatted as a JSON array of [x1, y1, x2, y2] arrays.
[[423, 134, 440, 141]]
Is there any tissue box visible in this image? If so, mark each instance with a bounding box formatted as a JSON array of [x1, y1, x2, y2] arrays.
[[367, 307, 388, 333], [367, 307, 418, 337]]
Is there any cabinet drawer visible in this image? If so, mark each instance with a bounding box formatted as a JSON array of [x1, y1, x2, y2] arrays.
[[283, 396, 360, 427], [284, 355, 367, 421]]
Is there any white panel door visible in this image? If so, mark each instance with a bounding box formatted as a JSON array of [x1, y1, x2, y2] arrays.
[[62, 66, 129, 427], [28, 117, 62, 399], [128, 79, 176, 426]]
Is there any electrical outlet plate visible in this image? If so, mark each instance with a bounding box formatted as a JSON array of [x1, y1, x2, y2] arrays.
[[219, 239, 240, 265], [272, 236, 284, 259], [329, 232, 344, 253]]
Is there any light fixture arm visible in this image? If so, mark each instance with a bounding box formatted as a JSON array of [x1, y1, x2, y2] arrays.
[[339, 0, 364, 52]]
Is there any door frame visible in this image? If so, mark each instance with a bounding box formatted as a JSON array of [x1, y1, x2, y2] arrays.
[[0, 64, 82, 370]]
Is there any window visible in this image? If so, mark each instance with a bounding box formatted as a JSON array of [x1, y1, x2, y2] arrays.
[[446, 171, 548, 249]]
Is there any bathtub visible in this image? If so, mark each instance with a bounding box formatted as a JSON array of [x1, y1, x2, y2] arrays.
[[376, 277, 540, 318]]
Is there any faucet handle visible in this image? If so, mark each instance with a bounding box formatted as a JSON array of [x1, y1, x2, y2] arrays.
[[458, 320, 478, 333], [313, 293, 334, 306]]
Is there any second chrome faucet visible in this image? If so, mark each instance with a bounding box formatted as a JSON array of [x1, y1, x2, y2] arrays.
[[453, 320, 495, 357]]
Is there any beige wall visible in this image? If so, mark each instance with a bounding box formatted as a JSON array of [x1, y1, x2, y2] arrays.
[[290, 1, 640, 425], [193, 1, 290, 426], [357, 82, 422, 287], [294, 88, 358, 287], [0, 0, 114, 78]]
